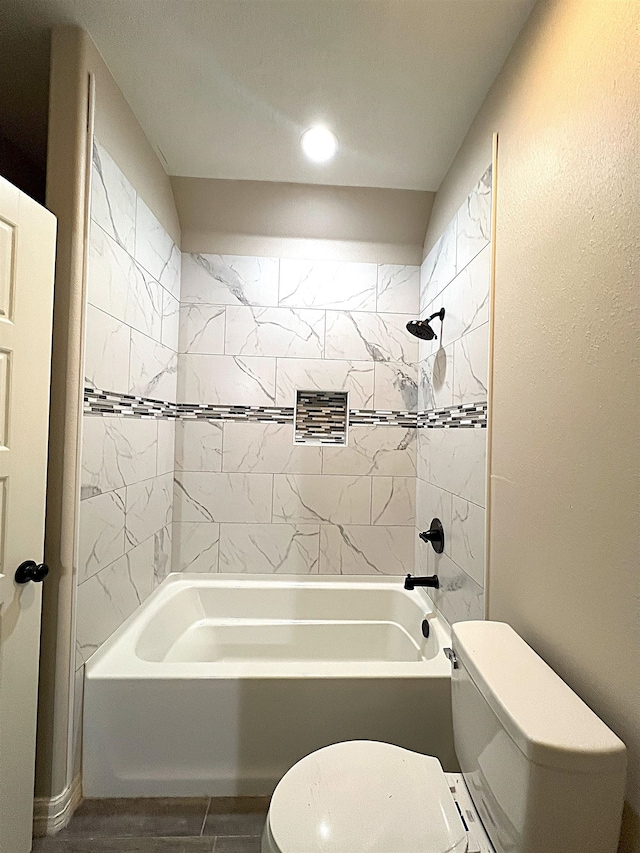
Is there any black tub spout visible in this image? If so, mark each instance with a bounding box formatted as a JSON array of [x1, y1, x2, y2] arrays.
[[404, 574, 439, 590]]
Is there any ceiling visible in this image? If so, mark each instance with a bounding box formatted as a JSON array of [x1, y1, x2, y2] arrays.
[[1, 0, 534, 190]]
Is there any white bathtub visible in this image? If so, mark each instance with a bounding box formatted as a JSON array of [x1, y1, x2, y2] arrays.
[[83, 574, 456, 797]]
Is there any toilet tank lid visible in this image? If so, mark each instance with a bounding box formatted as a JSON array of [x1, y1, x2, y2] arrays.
[[452, 621, 626, 775]]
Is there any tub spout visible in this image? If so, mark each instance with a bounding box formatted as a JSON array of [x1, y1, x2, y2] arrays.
[[404, 574, 439, 590]]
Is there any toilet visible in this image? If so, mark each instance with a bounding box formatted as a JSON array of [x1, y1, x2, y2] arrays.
[[262, 621, 627, 853]]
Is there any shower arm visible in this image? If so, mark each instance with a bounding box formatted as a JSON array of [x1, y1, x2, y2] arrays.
[[426, 307, 445, 323]]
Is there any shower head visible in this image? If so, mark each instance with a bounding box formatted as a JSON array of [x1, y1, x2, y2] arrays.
[[406, 308, 445, 340], [406, 320, 436, 340]]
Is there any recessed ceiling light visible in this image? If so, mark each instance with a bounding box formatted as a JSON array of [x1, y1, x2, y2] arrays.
[[301, 125, 338, 163]]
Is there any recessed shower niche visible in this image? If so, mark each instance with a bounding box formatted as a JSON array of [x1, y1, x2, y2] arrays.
[[293, 390, 349, 446]]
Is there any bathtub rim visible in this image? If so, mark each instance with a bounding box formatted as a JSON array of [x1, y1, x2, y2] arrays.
[[84, 573, 452, 681]]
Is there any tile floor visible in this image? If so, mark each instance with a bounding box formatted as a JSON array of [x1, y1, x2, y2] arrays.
[[32, 797, 269, 852]]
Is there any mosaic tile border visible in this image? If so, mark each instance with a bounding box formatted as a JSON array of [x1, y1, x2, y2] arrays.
[[419, 402, 487, 429], [84, 389, 487, 428], [349, 409, 417, 428]]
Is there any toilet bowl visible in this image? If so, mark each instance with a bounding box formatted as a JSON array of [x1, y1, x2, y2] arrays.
[[262, 740, 476, 853], [261, 621, 627, 853]]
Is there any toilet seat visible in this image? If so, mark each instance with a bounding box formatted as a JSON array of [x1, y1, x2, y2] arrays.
[[265, 740, 468, 853]]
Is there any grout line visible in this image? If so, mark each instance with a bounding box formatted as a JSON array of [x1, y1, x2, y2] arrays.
[[269, 472, 275, 524], [200, 798, 211, 836]]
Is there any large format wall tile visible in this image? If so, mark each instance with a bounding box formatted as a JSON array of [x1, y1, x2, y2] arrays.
[[154, 525, 173, 585], [325, 311, 417, 364], [441, 244, 490, 345], [87, 223, 130, 322], [420, 218, 456, 311], [77, 489, 126, 584], [81, 417, 158, 498], [225, 306, 325, 359], [273, 474, 371, 525], [417, 427, 486, 507], [371, 477, 415, 526], [126, 262, 163, 341], [175, 421, 223, 472], [421, 246, 491, 356], [91, 141, 135, 254], [373, 362, 418, 410], [129, 330, 178, 401], [174, 472, 273, 523], [178, 304, 225, 354], [450, 495, 485, 587], [456, 165, 492, 272], [76, 536, 155, 662], [279, 259, 377, 310], [428, 553, 484, 624], [161, 290, 180, 351], [172, 521, 220, 572], [84, 305, 130, 393], [415, 476, 452, 538], [134, 197, 181, 299], [319, 525, 414, 575], [376, 265, 420, 314], [452, 323, 489, 405], [181, 254, 279, 306], [156, 420, 176, 477], [179, 354, 276, 405], [414, 476, 453, 582], [219, 524, 320, 574], [419, 346, 454, 412], [275, 358, 374, 408], [125, 473, 173, 550], [223, 422, 322, 474], [322, 426, 416, 477]]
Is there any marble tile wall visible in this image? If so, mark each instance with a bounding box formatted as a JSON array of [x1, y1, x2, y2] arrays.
[[77, 140, 180, 665], [173, 256, 420, 576], [77, 144, 489, 639], [415, 165, 492, 625]]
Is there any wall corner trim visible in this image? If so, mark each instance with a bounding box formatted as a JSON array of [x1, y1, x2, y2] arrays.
[[32, 773, 82, 837]]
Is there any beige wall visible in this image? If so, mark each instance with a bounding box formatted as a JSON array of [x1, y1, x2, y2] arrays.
[[172, 176, 433, 264], [428, 2, 639, 849], [37, 24, 180, 809], [88, 36, 180, 243]]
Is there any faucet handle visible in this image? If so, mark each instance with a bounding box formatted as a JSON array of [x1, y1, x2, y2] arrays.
[[418, 518, 445, 553], [443, 647, 459, 669]]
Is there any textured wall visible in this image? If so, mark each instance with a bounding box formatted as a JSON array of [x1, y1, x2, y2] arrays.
[[426, 2, 640, 848], [414, 167, 491, 624], [39, 26, 183, 805], [172, 177, 433, 265]]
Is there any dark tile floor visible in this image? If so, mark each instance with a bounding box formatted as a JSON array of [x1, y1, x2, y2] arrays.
[[32, 797, 270, 852]]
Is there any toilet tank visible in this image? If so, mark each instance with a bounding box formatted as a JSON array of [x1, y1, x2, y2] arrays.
[[451, 621, 626, 853]]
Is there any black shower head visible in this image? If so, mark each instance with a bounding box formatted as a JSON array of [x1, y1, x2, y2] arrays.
[[406, 308, 445, 340], [406, 320, 436, 340]]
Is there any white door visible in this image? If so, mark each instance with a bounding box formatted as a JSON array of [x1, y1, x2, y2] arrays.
[[0, 176, 56, 853]]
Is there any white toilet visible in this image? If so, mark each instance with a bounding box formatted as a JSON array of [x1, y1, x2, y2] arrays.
[[262, 621, 627, 853]]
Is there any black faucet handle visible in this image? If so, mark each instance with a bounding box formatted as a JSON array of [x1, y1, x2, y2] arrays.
[[418, 518, 445, 553]]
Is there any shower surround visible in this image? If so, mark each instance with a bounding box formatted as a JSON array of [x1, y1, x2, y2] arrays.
[[76, 140, 491, 688], [414, 166, 492, 624]]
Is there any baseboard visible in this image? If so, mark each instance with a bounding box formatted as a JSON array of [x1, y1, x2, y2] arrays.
[[33, 774, 82, 837]]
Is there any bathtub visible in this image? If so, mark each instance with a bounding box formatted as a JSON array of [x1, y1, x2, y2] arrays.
[[83, 574, 456, 797]]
